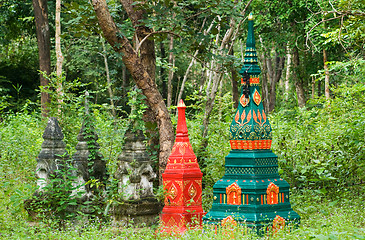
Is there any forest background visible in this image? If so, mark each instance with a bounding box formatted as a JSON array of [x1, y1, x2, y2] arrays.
[[0, 0, 364, 239]]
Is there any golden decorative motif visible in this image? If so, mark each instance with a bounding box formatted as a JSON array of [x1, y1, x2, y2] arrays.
[[253, 89, 261, 105], [250, 77, 260, 85], [240, 94, 250, 108], [230, 139, 272, 150], [169, 183, 178, 200], [234, 110, 252, 127], [188, 184, 197, 198], [221, 216, 237, 227], [167, 216, 177, 226]]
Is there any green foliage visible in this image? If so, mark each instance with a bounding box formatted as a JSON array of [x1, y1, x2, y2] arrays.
[[0, 36, 39, 111], [271, 83, 365, 193], [126, 87, 148, 132], [26, 158, 82, 223]]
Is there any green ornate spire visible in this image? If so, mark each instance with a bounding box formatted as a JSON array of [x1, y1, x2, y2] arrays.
[[229, 13, 272, 150], [240, 13, 261, 77], [203, 13, 300, 232]]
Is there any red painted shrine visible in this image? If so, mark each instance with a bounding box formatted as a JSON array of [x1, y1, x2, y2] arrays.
[[159, 100, 204, 234]]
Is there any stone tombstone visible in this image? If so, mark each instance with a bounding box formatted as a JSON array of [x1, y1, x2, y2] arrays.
[[72, 114, 108, 201], [36, 117, 69, 191], [114, 127, 161, 225]]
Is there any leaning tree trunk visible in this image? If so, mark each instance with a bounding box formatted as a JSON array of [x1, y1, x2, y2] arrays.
[[92, 0, 174, 185], [32, 0, 51, 117], [121, 0, 160, 159], [177, 17, 215, 104]]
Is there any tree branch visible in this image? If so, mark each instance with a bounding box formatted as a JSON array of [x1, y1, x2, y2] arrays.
[[135, 30, 181, 54]]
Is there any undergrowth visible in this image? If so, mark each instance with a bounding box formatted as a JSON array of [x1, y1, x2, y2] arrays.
[[0, 83, 364, 239]]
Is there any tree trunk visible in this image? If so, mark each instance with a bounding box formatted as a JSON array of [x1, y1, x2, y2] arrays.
[[55, 0, 64, 108], [167, 35, 174, 108], [285, 46, 291, 100], [292, 47, 306, 108], [231, 64, 239, 109], [177, 50, 196, 103], [230, 48, 239, 109], [160, 41, 167, 100], [323, 49, 330, 99], [260, 53, 270, 112], [32, 0, 51, 117], [268, 52, 285, 112], [198, 62, 206, 95], [311, 76, 315, 98], [122, 63, 127, 96], [92, 0, 174, 185], [175, 76, 181, 105]]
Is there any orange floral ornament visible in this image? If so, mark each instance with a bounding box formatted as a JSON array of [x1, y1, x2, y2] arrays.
[[272, 215, 285, 233], [221, 216, 238, 239]]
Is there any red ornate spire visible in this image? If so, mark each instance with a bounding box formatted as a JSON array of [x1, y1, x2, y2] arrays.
[[159, 99, 204, 234], [176, 99, 188, 138]]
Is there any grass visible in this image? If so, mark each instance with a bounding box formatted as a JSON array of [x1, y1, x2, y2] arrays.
[[0, 184, 364, 239]]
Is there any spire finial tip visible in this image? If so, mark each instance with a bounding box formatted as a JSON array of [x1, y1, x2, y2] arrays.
[[177, 99, 186, 108], [248, 13, 254, 20]]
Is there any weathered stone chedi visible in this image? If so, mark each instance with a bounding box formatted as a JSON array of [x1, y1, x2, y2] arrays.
[[160, 100, 204, 233], [72, 114, 108, 200], [36, 117, 69, 191], [113, 126, 161, 225], [203, 14, 300, 230]]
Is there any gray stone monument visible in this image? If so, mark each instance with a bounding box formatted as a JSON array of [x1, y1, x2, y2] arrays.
[[72, 114, 108, 202], [25, 117, 69, 219], [114, 127, 161, 226], [36, 117, 69, 191]]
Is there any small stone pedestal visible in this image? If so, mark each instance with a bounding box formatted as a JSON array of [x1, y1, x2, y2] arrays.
[[113, 128, 161, 226], [159, 100, 205, 234]]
